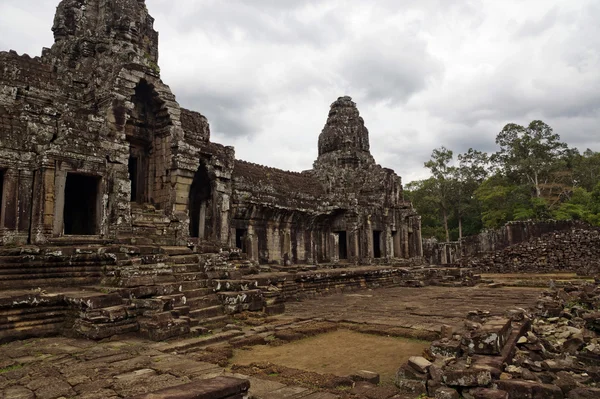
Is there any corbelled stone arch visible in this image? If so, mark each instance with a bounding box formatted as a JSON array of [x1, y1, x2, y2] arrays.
[[125, 78, 172, 207], [113, 69, 186, 215]]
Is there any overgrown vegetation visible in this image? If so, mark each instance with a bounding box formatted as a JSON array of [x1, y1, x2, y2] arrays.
[[406, 120, 600, 241]]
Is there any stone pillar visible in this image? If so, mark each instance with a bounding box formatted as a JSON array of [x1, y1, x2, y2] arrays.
[[416, 217, 423, 257], [17, 170, 34, 233], [267, 222, 281, 263], [1, 169, 19, 232], [403, 219, 410, 258], [296, 228, 305, 263], [331, 232, 339, 262], [365, 217, 373, 264], [52, 170, 67, 237], [198, 202, 206, 239], [393, 230, 401, 259], [247, 222, 259, 262]]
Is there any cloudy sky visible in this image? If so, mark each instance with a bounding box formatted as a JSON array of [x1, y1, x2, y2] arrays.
[[1, 0, 598, 183]]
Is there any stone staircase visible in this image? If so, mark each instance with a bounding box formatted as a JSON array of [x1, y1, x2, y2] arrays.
[[99, 244, 280, 341], [0, 245, 113, 290]]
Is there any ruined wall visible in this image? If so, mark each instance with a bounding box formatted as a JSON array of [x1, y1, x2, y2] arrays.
[[422, 239, 461, 265], [461, 227, 600, 274], [424, 220, 585, 266]]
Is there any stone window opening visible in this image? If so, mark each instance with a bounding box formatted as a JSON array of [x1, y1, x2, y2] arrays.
[[189, 164, 212, 239], [236, 228, 247, 253], [63, 173, 100, 235], [336, 231, 348, 260], [373, 230, 382, 258]]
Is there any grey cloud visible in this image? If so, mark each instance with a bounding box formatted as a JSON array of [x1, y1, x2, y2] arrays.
[[514, 8, 558, 38], [176, 89, 262, 138], [152, 0, 345, 47], [340, 37, 443, 105]]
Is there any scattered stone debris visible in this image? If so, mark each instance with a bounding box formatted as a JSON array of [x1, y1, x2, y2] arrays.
[[395, 281, 600, 398]]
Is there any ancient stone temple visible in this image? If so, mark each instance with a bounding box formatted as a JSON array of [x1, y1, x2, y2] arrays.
[[0, 0, 422, 265]]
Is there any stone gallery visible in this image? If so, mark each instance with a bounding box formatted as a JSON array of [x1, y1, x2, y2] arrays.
[[0, 0, 422, 266]]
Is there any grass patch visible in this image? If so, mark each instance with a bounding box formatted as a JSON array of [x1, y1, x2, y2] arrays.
[[0, 364, 23, 374]]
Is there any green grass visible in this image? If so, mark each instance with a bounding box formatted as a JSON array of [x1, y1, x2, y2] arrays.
[[0, 364, 23, 374]]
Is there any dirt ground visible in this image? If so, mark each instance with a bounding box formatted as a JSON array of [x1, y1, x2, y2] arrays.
[[281, 285, 544, 332], [231, 330, 430, 385]]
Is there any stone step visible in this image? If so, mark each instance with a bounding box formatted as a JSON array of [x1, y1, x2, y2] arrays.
[[171, 264, 202, 273], [0, 275, 102, 289], [172, 306, 190, 317], [139, 254, 169, 264], [196, 315, 231, 330], [183, 288, 214, 298], [169, 254, 200, 264], [179, 280, 210, 290], [218, 290, 265, 314], [0, 264, 106, 274], [189, 305, 224, 320], [186, 296, 221, 310], [0, 256, 113, 266], [153, 330, 245, 353], [174, 272, 208, 282], [160, 246, 194, 256], [212, 279, 259, 292]]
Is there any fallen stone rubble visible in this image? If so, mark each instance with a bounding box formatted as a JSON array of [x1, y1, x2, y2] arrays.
[[395, 280, 600, 398]]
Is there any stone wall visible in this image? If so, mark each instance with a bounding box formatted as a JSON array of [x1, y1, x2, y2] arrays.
[[424, 220, 591, 270], [461, 227, 600, 274]]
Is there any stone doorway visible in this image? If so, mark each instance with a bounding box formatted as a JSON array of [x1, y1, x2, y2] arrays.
[[63, 174, 100, 235], [128, 144, 150, 203], [236, 228, 247, 253], [189, 164, 212, 239], [336, 231, 348, 260], [373, 230, 382, 258]]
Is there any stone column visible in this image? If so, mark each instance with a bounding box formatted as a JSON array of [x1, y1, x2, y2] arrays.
[[198, 201, 206, 239], [52, 170, 67, 237], [1, 169, 19, 232], [365, 217, 373, 264], [393, 230, 401, 259]]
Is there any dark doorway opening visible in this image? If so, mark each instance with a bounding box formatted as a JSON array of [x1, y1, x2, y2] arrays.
[[236, 228, 247, 252], [64, 174, 99, 235], [189, 164, 212, 238], [336, 231, 347, 260], [373, 230, 382, 258]]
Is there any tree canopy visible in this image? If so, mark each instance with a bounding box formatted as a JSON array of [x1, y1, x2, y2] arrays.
[[405, 121, 600, 241]]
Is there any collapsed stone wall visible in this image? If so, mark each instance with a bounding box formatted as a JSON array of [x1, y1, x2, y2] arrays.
[[395, 281, 600, 398], [424, 221, 595, 274], [462, 228, 600, 275]]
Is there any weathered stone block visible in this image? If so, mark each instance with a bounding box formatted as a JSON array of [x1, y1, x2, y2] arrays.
[[470, 317, 512, 355], [442, 367, 492, 387]]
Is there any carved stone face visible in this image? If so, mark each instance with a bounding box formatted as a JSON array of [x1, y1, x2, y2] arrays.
[[52, 0, 86, 41]]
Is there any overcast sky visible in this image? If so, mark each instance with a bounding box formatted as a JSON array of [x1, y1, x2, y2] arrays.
[[1, 0, 598, 183]]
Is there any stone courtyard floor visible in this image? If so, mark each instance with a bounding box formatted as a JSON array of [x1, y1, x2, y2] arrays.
[[0, 285, 544, 399]]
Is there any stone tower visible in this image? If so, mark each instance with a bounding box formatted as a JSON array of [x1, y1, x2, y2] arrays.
[[316, 96, 375, 169]]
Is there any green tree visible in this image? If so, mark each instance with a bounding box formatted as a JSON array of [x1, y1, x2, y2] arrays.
[[405, 179, 447, 241], [455, 148, 489, 238], [493, 120, 568, 198], [424, 147, 457, 241]]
